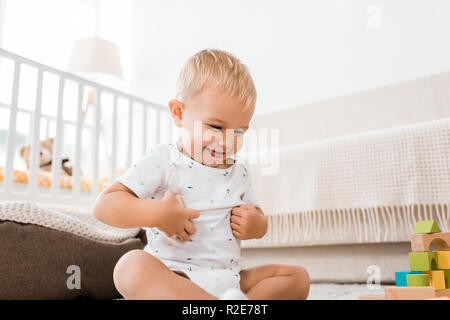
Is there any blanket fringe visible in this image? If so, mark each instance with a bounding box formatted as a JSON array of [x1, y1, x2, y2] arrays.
[[241, 203, 450, 248]]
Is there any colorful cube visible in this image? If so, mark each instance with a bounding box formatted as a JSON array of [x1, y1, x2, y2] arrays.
[[395, 271, 422, 287], [414, 220, 441, 234], [436, 289, 450, 297], [385, 286, 435, 300], [411, 233, 450, 252], [424, 296, 450, 300], [409, 252, 438, 271], [407, 274, 430, 287], [423, 271, 446, 290], [441, 269, 450, 289], [436, 251, 450, 269]]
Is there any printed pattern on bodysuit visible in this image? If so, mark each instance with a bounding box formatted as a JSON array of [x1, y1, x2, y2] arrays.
[[116, 142, 261, 277]]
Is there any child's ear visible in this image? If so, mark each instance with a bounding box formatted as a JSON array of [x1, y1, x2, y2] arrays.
[[168, 99, 184, 127]]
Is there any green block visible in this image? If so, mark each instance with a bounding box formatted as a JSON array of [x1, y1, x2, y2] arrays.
[[442, 269, 450, 289], [414, 220, 441, 234], [409, 252, 438, 271], [406, 274, 430, 286], [395, 271, 422, 287]]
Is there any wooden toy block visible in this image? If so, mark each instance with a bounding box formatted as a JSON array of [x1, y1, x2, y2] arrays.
[[423, 271, 446, 290], [435, 288, 450, 297], [409, 252, 438, 271], [414, 220, 441, 234], [442, 270, 450, 289], [410, 232, 450, 252], [407, 274, 430, 287], [435, 250, 450, 269], [358, 295, 385, 300], [395, 271, 422, 287], [385, 286, 436, 300], [424, 296, 450, 300]]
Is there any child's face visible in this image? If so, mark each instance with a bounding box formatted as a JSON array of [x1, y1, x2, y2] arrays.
[[169, 84, 254, 167]]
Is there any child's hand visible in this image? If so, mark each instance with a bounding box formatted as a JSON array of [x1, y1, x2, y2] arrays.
[[155, 189, 200, 241], [230, 204, 268, 240]]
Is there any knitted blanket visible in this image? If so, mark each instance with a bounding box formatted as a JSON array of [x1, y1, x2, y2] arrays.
[[0, 200, 141, 243], [242, 117, 450, 248]]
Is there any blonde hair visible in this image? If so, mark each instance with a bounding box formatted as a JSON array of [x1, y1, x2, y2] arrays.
[[175, 49, 257, 111]]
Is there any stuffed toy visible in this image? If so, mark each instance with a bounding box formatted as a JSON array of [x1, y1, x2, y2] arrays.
[[19, 137, 74, 176]]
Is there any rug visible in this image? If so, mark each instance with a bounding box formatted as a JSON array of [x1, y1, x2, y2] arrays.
[[308, 283, 387, 300]]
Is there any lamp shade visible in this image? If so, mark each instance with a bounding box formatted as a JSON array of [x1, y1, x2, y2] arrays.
[[67, 37, 124, 80]]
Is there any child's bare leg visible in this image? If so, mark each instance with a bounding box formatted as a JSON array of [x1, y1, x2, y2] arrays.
[[113, 249, 218, 300], [239, 264, 310, 300]]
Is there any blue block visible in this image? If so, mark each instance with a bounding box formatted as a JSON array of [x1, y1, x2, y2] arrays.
[[395, 271, 422, 287]]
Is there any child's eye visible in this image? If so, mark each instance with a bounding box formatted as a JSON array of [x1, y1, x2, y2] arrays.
[[207, 124, 244, 135], [209, 125, 222, 131]]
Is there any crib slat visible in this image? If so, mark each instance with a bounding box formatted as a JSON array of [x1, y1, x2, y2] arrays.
[[72, 84, 84, 199], [50, 75, 65, 196], [110, 94, 118, 182], [0, 48, 167, 209], [126, 99, 133, 168], [91, 90, 101, 200], [3, 61, 21, 194], [1, 48, 165, 112], [45, 118, 50, 139], [28, 69, 44, 195], [0, 48, 166, 112]]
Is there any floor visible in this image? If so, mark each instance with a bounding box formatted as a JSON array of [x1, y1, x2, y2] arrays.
[[307, 283, 387, 300], [114, 283, 389, 300]]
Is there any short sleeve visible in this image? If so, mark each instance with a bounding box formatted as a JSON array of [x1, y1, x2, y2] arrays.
[[242, 184, 261, 208], [115, 146, 169, 199], [241, 164, 262, 208]]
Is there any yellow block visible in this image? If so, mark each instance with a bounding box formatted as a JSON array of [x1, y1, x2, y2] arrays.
[[424, 270, 446, 290], [436, 251, 450, 269]]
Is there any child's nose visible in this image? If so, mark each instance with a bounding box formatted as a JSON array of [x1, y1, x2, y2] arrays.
[[218, 138, 233, 152]]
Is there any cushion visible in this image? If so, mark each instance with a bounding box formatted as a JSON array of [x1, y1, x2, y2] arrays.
[[0, 220, 146, 299]]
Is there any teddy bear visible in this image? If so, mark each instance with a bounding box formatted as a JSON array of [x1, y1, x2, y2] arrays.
[[19, 137, 74, 176]]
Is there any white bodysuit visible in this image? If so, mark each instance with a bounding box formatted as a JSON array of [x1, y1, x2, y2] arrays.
[[115, 141, 260, 297]]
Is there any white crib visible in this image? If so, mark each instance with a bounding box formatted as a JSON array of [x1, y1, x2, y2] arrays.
[[0, 48, 173, 209]]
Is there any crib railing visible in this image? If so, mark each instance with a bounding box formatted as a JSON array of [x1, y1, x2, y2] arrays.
[[0, 48, 171, 208]]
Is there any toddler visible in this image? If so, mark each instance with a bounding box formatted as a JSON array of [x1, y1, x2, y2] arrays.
[[93, 49, 310, 300]]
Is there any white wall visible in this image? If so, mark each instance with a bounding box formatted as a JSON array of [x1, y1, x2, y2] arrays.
[[0, 0, 6, 48], [1, 0, 97, 70], [127, 0, 450, 115]]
